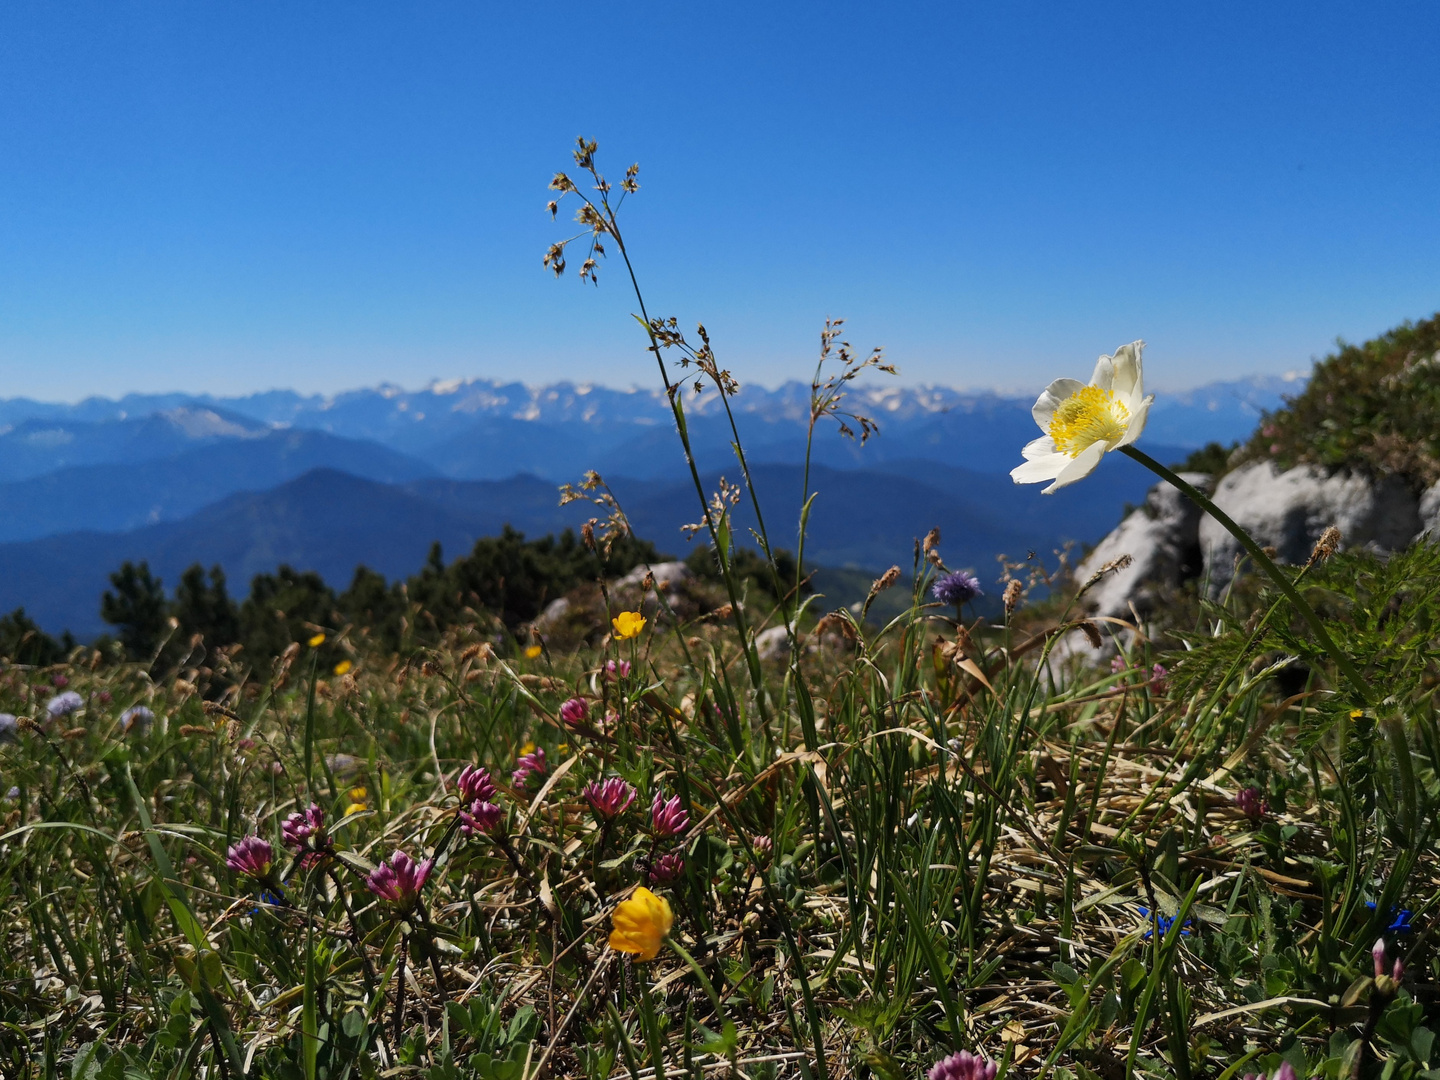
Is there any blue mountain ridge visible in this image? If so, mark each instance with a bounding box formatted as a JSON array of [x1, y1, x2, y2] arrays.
[[0, 454, 1181, 639]]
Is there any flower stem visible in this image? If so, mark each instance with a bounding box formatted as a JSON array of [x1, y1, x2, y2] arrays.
[[1118, 445, 1367, 704]]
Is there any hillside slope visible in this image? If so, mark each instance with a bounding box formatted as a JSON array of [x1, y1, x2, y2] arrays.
[[0, 430, 438, 542]]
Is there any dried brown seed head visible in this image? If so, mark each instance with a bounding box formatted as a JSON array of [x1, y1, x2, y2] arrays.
[[1308, 525, 1342, 566]]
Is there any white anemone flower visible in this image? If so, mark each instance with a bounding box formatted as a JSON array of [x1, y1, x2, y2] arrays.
[[1010, 340, 1154, 494]]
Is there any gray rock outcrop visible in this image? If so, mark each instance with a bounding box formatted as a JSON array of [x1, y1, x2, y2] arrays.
[[1199, 462, 1421, 595], [1420, 480, 1440, 541], [1074, 472, 1211, 619], [615, 561, 692, 590]]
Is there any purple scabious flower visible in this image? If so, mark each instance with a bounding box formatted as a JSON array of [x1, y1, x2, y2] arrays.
[[932, 571, 983, 608], [119, 705, 154, 734], [513, 747, 548, 788], [46, 691, 83, 720], [460, 800, 505, 836], [1236, 786, 1266, 821], [456, 765, 498, 804], [226, 836, 276, 881], [559, 697, 590, 729], [366, 850, 433, 908], [584, 777, 636, 820], [649, 851, 685, 884], [650, 791, 689, 838], [282, 803, 330, 855], [928, 1051, 997, 1080]]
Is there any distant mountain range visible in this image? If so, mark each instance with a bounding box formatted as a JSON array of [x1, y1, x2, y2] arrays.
[[0, 375, 1296, 637]]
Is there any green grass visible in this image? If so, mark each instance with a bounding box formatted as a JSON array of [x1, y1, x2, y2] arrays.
[[2, 535, 1438, 1079]]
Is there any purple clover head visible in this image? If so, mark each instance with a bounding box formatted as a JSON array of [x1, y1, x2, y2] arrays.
[[1236, 786, 1266, 821], [605, 659, 632, 680], [584, 777, 637, 820], [932, 571, 983, 608], [226, 835, 276, 881], [1150, 663, 1169, 694], [1110, 655, 1128, 675], [649, 851, 685, 884], [512, 747, 548, 788], [651, 791, 689, 838], [282, 803, 329, 852], [46, 691, 83, 720], [460, 800, 505, 836], [752, 834, 774, 861], [928, 1051, 997, 1080], [457, 765, 498, 804], [52, 674, 68, 689], [559, 697, 590, 729], [366, 850, 433, 908]]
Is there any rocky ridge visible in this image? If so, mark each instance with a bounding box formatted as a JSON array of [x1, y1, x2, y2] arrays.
[[1076, 465, 1440, 623]]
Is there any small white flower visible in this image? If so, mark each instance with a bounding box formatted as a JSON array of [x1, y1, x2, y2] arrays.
[[1010, 340, 1154, 494]]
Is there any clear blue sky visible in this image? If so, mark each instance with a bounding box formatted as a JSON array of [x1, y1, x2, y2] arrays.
[[0, 1, 1437, 400]]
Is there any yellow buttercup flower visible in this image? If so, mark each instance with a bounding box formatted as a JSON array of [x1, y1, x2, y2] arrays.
[[344, 786, 368, 815], [524, 644, 544, 659], [308, 633, 326, 648], [611, 611, 647, 640], [333, 660, 353, 676], [608, 887, 673, 961]]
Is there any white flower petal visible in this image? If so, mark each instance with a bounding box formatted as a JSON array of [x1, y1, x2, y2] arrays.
[[1117, 394, 1153, 447], [1042, 441, 1107, 494], [1020, 434, 1057, 459], [1109, 340, 1144, 402], [1011, 452, 1069, 484], [1031, 379, 1086, 429], [1089, 355, 1114, 392]]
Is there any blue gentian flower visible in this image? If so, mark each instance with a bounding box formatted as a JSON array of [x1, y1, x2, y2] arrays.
[[1365, 901, 1414, 935], [1137, 905, 1192, 940]]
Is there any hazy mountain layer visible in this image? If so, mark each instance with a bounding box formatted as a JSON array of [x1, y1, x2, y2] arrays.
[[0, 375, 1293, 483], [0, 455, 1170, 638]]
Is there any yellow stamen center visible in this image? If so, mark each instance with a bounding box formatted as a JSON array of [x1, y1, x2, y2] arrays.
[[1048, 386, 1129, 457]]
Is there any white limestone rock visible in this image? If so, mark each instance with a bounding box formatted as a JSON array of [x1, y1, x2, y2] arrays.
[[755, 625, 792, 661], [615, 561, 692, 590], [1075, 472, 1211, 620], [533, 596, 571, 628], [1200, 461, 1421, 595]]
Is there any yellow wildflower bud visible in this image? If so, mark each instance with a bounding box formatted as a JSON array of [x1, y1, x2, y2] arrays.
[[308, 633, 326, 648], [524, 644, 543, 659], [334, 660, 353, 676], [608, 887, 673, 961]]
